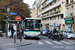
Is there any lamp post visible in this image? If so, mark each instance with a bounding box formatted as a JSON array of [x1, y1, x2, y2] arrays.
[[6, 7, 10, 38], [7, 7, 10, 20], [18, 0, 19, 15], [17, 0, 22, 42]]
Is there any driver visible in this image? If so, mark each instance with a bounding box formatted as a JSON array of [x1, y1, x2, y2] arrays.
[[52, 28, 58, 39]]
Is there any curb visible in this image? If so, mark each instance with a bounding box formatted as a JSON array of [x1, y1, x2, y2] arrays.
[[1, 42, 32, 49]]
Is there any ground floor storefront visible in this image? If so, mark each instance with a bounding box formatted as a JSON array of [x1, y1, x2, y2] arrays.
[[42, 23, 65, 30], [64, 17, 74, 31], [41, 17, 74, 31]]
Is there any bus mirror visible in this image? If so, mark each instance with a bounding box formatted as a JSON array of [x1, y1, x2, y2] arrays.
[[41, 24, 42, 27]]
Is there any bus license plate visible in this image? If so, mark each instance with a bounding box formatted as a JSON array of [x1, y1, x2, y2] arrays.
[[55, 33, 57, 35]]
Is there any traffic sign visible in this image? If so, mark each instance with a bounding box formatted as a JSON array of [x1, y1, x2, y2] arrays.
[[57, 24, 59, 26], [7, 8, 10, 12], [59, 24, 61, 27], [9, 12, 17, 15], [6, 16, 8, 18], [53, 23, 56, 25], [16, 16, 21, 21]]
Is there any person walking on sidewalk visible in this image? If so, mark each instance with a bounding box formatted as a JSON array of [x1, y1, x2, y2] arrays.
[[10, 25, 15, 39]]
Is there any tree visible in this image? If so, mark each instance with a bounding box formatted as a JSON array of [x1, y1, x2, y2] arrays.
[[0, 0, 31, 32]]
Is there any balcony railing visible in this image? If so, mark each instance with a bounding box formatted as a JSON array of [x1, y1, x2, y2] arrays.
[[42, 1, 61, 13]]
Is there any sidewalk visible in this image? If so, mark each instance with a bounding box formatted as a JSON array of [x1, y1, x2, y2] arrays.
[[0, 37, 32, 49]]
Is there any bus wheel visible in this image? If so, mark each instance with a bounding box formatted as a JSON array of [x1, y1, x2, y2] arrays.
[[24, 37, 26, 39], [36, 38, 40, 40]]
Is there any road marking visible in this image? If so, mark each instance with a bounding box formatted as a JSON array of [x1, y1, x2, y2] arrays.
[[45, 41, 53, 44], [68, 41, 75, 44], [61, 41, 72, 45], [3, 48, 17, 50], [52, 41, 62, 44], [38, 41, 44, 45]]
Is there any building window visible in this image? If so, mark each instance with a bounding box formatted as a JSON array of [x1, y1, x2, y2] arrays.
[[50, 17, 52, 20], [55, 16, 56, 20], [67, 8, 69, 14], [61, 15, 63, 19], [66, 0, 69, 4], [71, 6, 73, 13], [71, 0, 74, 3], [55, 0, 56, 3], [58, 16, 59, 19]]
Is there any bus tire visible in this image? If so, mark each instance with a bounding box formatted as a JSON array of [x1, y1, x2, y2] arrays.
[[24, 37, 26, 39], [36, 38, 40, 40]]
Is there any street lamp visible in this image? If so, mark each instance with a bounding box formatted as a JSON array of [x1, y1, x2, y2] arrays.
[[7, 7, 10, 19]]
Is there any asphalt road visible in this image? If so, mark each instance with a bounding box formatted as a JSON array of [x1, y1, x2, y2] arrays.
[[2, 36, 75, 50]]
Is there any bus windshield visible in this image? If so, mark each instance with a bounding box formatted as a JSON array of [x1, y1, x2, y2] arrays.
[[25, 20, 40, 31]]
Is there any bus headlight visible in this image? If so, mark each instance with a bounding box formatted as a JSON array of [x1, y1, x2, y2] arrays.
[[24, 31, 26, 34]]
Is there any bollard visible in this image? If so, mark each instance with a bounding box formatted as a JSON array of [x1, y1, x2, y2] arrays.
[[14, 34, 16, 43], [20, 33, 22, 42], [20, 29, 23, 42]]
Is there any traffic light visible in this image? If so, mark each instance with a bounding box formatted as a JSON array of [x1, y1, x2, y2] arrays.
[[19, 8, 22, 15], [19, 8, 22, 11]]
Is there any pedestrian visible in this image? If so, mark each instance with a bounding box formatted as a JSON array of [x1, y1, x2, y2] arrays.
[[10, 25, 15, 39], [20, 27, 23, 36]]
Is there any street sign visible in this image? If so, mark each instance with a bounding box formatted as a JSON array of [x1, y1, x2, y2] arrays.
[[16, 16, 21, 21], [53, 23, 56, 25], [6, 16, 8, 18], [9, 12, 17, 15], [7, 8, 10, 12], [64, 17, 73, 20], [59, 24, 61, 27], [57, 24, 59, 26]]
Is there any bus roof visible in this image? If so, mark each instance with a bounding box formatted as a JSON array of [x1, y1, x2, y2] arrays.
[[25, 18, 40, 20]]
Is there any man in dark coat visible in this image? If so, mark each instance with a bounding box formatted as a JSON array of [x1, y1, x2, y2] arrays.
[[10, 25, 15, 38]]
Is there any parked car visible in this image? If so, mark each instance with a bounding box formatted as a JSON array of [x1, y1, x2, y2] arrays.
[[63, 31, 75, 39], [0, 30, 3, 37], [41, 29, 47, 36]]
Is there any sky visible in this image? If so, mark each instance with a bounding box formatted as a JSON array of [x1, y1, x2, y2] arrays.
[[23, 0, 35, 8]]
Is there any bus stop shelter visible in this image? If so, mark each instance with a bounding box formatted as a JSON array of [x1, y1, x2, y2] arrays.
[[3, 20, 21, 38]]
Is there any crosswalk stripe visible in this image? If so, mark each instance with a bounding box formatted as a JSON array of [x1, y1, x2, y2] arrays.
[[61, 41, 72, 45], [52, 41, 62, 44], [45, 41, 53, 44], [68, 41, 75, 44], [38, 41, 44, 45]]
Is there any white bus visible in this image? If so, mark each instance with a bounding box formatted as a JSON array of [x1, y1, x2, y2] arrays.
[[23, 18, 41, 39]]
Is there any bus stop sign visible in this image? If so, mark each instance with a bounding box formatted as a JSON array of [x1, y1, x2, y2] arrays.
[[16, 16, 21, 21]]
